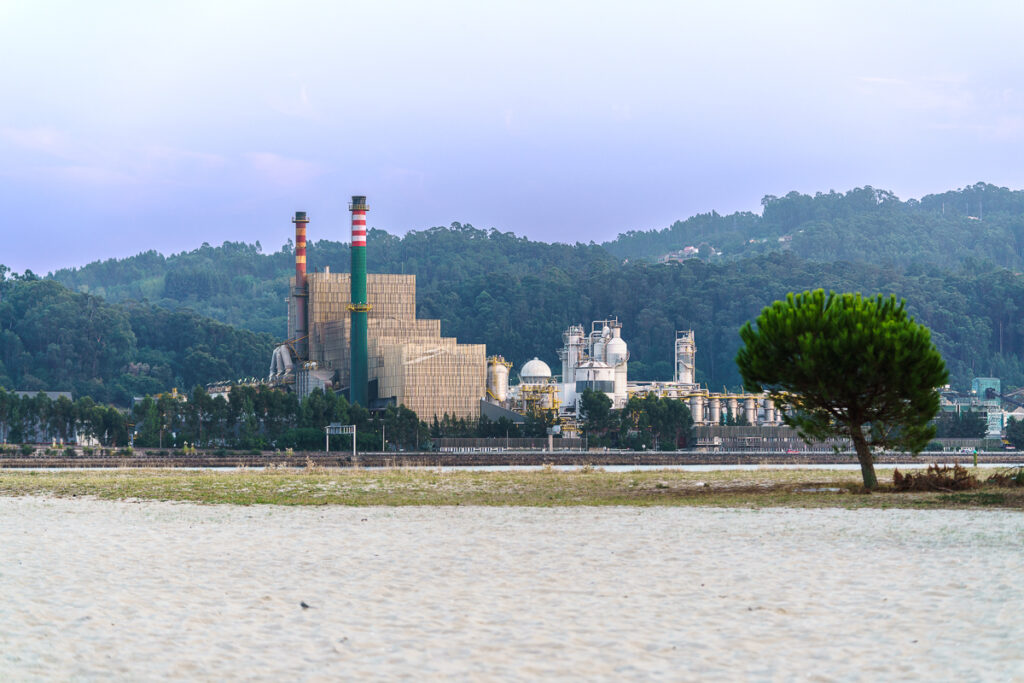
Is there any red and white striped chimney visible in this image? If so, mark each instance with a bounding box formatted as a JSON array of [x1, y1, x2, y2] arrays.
[[351, 204, 366, 247]]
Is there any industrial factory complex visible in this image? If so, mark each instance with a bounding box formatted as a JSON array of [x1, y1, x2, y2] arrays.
[[267, 195, 788, 435]]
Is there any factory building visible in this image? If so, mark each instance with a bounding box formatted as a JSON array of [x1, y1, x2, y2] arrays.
[[268, 195, 782, 428], [269, 198, 486, 420], [485, 318, 784, 428]]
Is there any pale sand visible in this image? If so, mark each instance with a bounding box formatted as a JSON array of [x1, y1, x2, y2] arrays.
[[1, 498, 1022, 681]]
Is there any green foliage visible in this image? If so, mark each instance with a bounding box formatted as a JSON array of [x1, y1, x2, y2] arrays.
[[736, 290, 948, 488], [0, 387, 129, 446], [619, 394, 695, 450], [0, 275, 273, 404], [126, 386, 429, 452], [934, 411, 988, 439], [1005, 417, 1024, 451], [605, 183, 1024, 270], [580, 388, 613, 438], [578, 389, 693, 450]]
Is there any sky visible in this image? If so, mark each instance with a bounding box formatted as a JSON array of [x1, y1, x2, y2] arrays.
[[2, 0, 1023, 274]]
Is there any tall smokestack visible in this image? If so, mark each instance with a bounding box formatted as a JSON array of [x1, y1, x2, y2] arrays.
[[348, 196, 370, 407], [292, 211, 310, 360], [294, 211, 308, 285]]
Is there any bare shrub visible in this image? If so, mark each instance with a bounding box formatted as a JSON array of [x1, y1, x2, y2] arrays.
[[985, 467, 1024, 488], [893, 464, 979, 492]]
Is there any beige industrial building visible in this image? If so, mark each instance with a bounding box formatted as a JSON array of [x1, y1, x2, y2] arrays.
[[286, 270, 486, 420]]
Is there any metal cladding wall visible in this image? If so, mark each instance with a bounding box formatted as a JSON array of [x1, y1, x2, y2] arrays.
[[349, 196, 369, 407], [303, 272, 486, 420]]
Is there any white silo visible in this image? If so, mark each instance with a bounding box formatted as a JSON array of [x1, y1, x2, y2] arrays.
[[605, 324, 629, 406], [486, 356, 511, 402]]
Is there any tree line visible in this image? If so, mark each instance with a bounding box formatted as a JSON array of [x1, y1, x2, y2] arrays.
[[604, 182, 1024, 269], [0, 271, 274, 406], [579, 389, 696, 450], [0, 384, 702, 454]]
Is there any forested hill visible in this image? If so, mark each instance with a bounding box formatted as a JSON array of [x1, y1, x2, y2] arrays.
[[0, 270, 274, 405], [33, 226, 1024, 392], [604, 183, 1024, 269], [51, 225, 616, 337]]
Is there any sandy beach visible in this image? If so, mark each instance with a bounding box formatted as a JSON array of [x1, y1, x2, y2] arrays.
[[1, 497, 1022, 680]]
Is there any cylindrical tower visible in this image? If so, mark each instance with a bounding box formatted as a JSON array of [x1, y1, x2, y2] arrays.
[[348, 196, 370, 407], [294, 211, 308, 284], [292, 211, 310, 360], [690, 395, 704, 423], [709, 397, 722, 424], [675, 330, 696, 384], [744, 398, 757, 425], [606, 324, 628, 407], [487, 356, 511, 402]]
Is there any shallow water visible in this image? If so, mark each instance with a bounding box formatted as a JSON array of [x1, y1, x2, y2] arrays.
[[1, 498, 1022, 680]]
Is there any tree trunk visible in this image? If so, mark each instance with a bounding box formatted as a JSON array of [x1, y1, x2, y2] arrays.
[[849, 424, 878, 490]]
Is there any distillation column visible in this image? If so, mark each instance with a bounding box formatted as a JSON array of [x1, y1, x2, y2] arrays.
[[348, 196, 370, 407], [675, 330, 696, 384]]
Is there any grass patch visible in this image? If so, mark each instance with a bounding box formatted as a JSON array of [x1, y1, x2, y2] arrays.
[[1, 467, 1023, 509], [937, 492, 1008, 507]]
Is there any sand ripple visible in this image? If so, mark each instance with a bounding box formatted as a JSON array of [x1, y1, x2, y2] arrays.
[[1, 498, 1022, 680]]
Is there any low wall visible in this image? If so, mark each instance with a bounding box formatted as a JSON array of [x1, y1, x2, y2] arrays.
[[2, 450, 1022, 468]]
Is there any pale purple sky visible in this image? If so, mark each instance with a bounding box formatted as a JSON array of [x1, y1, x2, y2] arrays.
[[2, 0, 1023, 274]]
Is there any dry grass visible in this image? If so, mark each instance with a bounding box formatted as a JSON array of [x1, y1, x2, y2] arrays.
[[1, 467, 1023, 509]]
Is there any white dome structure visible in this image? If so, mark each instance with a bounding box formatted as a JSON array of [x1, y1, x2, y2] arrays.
[[520, 357, 552, 383]]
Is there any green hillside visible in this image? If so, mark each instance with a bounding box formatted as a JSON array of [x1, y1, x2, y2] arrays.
[[604, 183, 1024, 269], [30, 182, 1024, 397], [0, 269, 274, 405]]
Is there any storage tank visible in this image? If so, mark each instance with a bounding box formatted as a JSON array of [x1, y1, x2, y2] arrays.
[[520, 358, 552, 384], [593, 330, 607, 363], [606, 327, 627, 365], [690, 395, 704, 423], [606, 325, 628, 404], [486, 356, 511, 402], [709, 398, 722, 424], [574, 361, 615, 395], [744, 398, 757, 425]]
